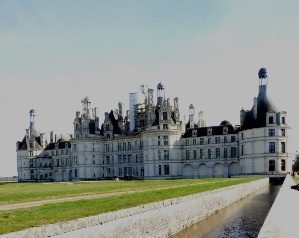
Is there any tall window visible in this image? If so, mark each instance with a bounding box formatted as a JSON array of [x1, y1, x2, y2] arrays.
[[193, 139, 196, 145], [223, 148, 228, 158], [200, 138, 204, 145], [118, 143, 121, 151], [231, 136, 235, 143], [281, 159, 286, 171], [216, 148, 220, 158], [164, 150, 169, 160], [282, 117, 285, 124], [269, 142, 275, 153], [186, 150, 190, 160], [159, 165, 162, 175], [224, 136, 227, 143], [215, 137, 220, 144], [268, 129, 275, 137], [208, 138, 211, 144], [163, 112, 168, 120], [269, 160, 275, 171], [158, 150, 161, 160], [281, 142, 286, 153], [281, 129, 286, 136], [164, 164, 170, 175], [128, 142, 131, 150], [105, 144, 110, 153], [123, 142, 126, 151], [200, 149, 205, 159], [231, 147, 237, 158], [158, 136, 161, 146], [241, 145, 244, 155], [193, 150, 197, 160], [208, 149, 212, 159], [118, 155, 122, 164], [269, 116, 274, 124], [163, 136, 169, 146]]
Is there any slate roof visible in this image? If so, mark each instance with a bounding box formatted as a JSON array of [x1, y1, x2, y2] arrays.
[[241, 85, 277, 130], [182, 124, 237, 138]]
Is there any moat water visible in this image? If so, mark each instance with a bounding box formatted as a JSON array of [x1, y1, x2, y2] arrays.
[[172, 185, 280, 238]]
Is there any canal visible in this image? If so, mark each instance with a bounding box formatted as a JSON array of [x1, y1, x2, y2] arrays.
[[172, 185, 281, 238]]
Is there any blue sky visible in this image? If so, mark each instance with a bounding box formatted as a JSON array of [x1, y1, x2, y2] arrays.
[[1, 0, 299, 176]]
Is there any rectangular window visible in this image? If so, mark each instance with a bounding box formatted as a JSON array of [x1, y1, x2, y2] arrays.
[[282, 117, 285, 124], [193, 139, 196, 145], [164, 164, 170, 175], [216, 148, 220, 158], [208, 138, 211, 144], [163, 124, 168, 129], [269, 142, 276, 153], [224, 148, 228, 158], [128, 154, 132, 163], [118, 155, 122, 164], [231, 136, 235, 143], [128, 142, 131, 150], [281, 159, 286, 171], [281, 142, 286, 153], [224, 136, 227, 143], [159, 165, 162, 175], [186, 150, 190, 160], [123, 142, 126, 151], [268, 129, 275, 137], [158, 150, 161, 160], [269, 160, 275, 171], [200, 149, 205, 159], [208, 149, 212, 159], [164, 150, 169, 160], [200, 138, 204, 145], [163, 112, 168, 120], [269, 116, 274, 124], [105, 144, 110, 153], [231, 147, 237, 158], [215, 137, 220, 144], [193, 150, 197, 160], [123, 155, 127, 163], [281, 129, 286, 136], [163, 136, 169, 146]]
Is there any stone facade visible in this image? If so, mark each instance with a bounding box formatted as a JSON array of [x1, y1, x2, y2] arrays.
[[16, 68, 290, 181]]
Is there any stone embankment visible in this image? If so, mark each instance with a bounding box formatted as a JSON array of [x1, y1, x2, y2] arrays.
[[258, 175, 298, 238], [2, 178, 268, 238]]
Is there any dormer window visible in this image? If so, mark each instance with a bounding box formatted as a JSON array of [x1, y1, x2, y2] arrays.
[[55, 143, 58, 149], [208, 128, 212, 136], [192, 130, 197, 137], [282, 117, 286, 124], [223, 127, 228, 134], [162, 112, 168, 121], [268, 116, 274, 124]]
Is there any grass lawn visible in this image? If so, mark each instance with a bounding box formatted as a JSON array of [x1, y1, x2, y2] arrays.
[[0, 177, 262, 235], [0, 178, 231, 205]]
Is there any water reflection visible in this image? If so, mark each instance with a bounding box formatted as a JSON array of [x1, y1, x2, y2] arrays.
[[172, 186, 280, 238]]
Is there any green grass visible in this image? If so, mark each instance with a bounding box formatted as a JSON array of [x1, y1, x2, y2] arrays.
[[0, 178, 229, 205], [0, 177, 262, 235]]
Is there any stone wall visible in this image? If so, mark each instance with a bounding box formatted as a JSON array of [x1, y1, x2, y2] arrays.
[[2, 178, 268, 238]]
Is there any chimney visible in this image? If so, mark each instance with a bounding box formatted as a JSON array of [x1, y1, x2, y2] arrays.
[[50, 131, 54, 143], [189, 104, 195, 129], [253, 97, 257, 119]]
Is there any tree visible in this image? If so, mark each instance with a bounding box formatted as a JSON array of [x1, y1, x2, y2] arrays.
[[292, 157, 299, 173]]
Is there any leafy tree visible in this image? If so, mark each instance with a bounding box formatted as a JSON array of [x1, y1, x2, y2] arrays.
[[292, 157, 299, 172]]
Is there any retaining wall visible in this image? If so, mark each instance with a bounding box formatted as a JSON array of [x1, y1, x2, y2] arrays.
[[2, 178, 268, 238]]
